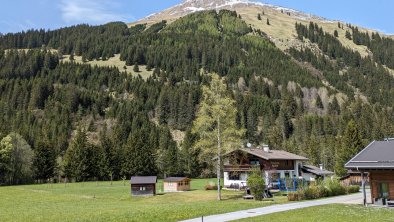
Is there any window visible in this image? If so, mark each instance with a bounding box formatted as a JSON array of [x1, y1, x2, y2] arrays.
[[250, 159, 260, 165], [229, 172, 240, 180], [378, 183, 389, 198], [140, 186, 146, 191]]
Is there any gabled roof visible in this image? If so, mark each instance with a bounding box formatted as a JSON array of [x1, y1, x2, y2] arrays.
[[345, 140, 394, 170], [302, 165, 334, 176], [233, 148, 308, 161], [130, 176, 157, 185], [163, 177, 190, 182]]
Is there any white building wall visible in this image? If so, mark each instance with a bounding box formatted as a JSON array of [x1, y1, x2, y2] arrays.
[[223, 172, 248, 188]]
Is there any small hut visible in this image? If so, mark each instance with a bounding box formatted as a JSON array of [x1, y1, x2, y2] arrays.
[[130, 176, 157, 196], [163, 177, 191, 192]]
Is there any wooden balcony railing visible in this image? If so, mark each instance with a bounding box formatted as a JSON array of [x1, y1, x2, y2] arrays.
[[224, 164, 257, 172]]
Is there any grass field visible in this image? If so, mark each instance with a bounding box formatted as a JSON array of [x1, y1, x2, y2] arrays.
[[235, 204, 394, 222], [0, 179, 287, 222], [61, 54, 153, 80]]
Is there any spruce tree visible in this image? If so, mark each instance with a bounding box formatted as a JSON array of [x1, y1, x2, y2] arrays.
[[133, 63, 140, 72], [316, 95, 324, 109], [64, 129, 89, 181], [33, 137, 56, 182], [335, 120, 364, 176], [267, 18, 270, 25], [257, 14, 262, 20], [334, 30, 339, 37]]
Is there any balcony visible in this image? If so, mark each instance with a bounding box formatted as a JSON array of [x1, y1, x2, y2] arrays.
[[224, 164, 257, 172]]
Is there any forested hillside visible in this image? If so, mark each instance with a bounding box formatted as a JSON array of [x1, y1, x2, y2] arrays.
[[0, 10, 393, 185]]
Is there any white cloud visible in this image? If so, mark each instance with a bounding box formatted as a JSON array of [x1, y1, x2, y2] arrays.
[[60, 0, 133, 24]]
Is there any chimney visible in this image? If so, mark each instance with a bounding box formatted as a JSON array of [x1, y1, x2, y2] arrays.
[[319, 164, 323, 170], [263, 144, 270, 153]]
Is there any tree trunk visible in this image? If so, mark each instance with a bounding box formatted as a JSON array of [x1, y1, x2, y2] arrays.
[[217, 116, 222, 201]]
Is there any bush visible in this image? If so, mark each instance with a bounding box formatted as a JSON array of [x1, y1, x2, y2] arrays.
[[204, 184, 220, 190], [288, 178, 353, 201], [326, 178, 346, 196], [346, 185, 360, 194], [247, 168, 265, 201]]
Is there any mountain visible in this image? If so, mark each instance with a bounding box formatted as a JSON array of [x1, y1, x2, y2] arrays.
[[0, 1, 393, 184], [131, 0, 380, 56]]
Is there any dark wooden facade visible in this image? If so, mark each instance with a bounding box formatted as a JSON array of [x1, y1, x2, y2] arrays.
[[130, 176, 157, 196], [131, 183, 156, 196], [369, 171, 394, 203], [340, 173, 369, 186], [223, 152, 296, 172]]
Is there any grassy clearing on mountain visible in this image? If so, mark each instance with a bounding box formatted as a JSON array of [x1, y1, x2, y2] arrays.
[[235, 204, 394, 222], [0, 179, 288, 222], [61, 54, 153, 80]]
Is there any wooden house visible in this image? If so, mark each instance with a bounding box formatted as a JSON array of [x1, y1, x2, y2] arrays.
[[222, 145, 309, 191], [130, 176, 157, 196], [340, 170, 369, 186], [163, 177, 191, 192], [301, 164, 334, 182], [345, 139, 394, 206]]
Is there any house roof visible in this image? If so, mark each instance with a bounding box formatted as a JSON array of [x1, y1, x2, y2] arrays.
[[302, 165, 334, 176], [234, 148, 308, 161], [163, 177, 190, 182], [130, 176, 157, 185], [345, 140, 394, 170]]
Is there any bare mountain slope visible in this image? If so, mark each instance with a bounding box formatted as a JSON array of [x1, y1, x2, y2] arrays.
[[130, 0, 378, 57]]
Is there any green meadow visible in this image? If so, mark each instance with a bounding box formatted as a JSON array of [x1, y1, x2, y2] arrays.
[[236, 204, 394, 222], [0, 179, 287, 222]]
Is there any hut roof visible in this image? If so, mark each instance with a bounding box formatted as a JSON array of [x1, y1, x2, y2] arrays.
[[163, 177, 190, 182], [130, 176, 157, 185], [345, 140, 394, 170]]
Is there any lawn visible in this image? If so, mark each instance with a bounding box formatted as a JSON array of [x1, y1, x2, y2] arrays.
[[0, 179, 287, 222], [235, 204, 394, 222]]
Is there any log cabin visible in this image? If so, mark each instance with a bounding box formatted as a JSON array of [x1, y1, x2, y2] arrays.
[[130, 176, 157, 196], [345, 139, 394, 206]]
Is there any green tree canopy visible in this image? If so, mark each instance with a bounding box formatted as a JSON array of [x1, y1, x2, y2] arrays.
[[193, 73, 245, 200]]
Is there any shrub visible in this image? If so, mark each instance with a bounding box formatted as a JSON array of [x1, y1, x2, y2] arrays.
[[326, 178, 346, 196], [346, 185, 360, 194], [288, 190, 305, 201], [204, 184, 220, 190], [247, 168, 265, 201], [288, 178, 352, 201]]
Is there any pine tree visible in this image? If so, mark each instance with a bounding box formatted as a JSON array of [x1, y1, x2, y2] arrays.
[[121, 126, 157, 177], [328, 97, 340, 115], [33, 137, 56, 182], [192, 73, 245, 200], [335, 120, 364, 176], [316, 95, 324, 109], [64, 129, 89, 181], [133, 63, 140, 72], [267, 18, 270, 25], [345, 30, 352, 40], [257, 14, 262, 20], [334, 30, 339, 37]]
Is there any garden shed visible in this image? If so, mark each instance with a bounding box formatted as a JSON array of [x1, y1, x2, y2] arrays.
[[130, 176, 157, 196], [163, 177, 191, 192]]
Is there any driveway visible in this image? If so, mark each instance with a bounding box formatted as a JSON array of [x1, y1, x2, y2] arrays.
[[181, 191, 367, 222]]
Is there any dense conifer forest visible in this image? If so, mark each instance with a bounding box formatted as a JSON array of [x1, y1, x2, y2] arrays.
[[0, 10, 393, 185]]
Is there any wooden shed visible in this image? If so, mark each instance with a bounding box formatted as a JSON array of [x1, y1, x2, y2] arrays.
[[340, 170, 369, 186], [163, 177, 191, 192], [345, 139, 394, 206], [130, 176, 157, 196]]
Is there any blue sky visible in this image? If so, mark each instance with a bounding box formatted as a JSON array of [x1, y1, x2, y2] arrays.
[[0, 0, 393, 34]]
